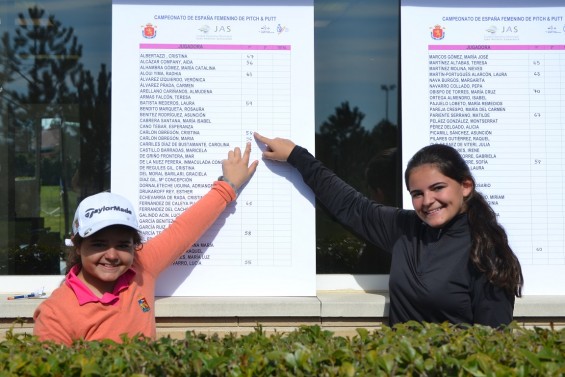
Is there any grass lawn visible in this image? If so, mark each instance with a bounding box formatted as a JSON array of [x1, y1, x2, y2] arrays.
[[40, 185, 77, 237]]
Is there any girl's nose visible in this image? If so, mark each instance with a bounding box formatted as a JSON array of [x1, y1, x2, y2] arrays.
[[104, 247, 119, 260], [422, 191, 434, 206]]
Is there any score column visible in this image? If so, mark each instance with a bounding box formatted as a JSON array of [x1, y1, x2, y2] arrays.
[[239, 46, 293, 267], [241, 49, 259, 266], [539, 48, 565, 265], [529, 51, 549, 265]]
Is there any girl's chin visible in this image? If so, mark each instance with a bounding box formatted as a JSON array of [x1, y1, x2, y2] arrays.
[[426, 222, 445, 229], [422, 216, 447, 228]]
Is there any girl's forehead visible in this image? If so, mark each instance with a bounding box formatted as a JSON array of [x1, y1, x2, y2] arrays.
[[408, 164, 451, 187]]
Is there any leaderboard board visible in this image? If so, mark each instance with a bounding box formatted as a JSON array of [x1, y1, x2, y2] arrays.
[[111, 0, 315, 296], [401, 0, 565, 294]]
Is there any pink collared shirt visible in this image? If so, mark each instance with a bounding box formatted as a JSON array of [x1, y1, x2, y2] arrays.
[[66, 265, 136, 305]]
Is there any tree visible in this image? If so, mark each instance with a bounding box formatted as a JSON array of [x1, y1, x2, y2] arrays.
[[317, 101, 371, 187], [370, 118, 398, 153], [11, 6, 83, 111], [75, 64, 112, 196], [0, 5, 112, 273], [0, 31, 19, 220]]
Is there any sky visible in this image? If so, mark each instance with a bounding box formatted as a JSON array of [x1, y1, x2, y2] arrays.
[[314, 0, 399, 129]]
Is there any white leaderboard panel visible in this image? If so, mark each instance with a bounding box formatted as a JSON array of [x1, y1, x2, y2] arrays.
[[402, 0, 565, 294], [112, 1, 315, 296]]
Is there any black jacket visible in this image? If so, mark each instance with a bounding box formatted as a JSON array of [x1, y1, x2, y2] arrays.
[[288, 146, 514, 327]]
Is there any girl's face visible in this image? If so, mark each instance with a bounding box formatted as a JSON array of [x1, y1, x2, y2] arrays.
[[76, 226, 135, 296], [408, 163, 473, 228]]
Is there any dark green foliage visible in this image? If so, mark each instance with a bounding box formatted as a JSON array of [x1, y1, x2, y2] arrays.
[[1, 322, 564, 376], [316, 236, 365, 273]]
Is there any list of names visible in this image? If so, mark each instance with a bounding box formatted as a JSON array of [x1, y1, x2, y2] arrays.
[[428, 45, 565, 266], [137, 44, 293, 267]]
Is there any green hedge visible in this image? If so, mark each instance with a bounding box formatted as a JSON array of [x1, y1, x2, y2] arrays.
[[1, 322, 564, 376]]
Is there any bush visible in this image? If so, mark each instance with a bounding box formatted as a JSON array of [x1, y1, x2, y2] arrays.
[[1, 322, 564, 376]]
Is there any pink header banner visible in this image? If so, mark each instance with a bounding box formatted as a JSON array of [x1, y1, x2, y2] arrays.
[[140, 43, 291, 50], [429, 44, 565, 51]]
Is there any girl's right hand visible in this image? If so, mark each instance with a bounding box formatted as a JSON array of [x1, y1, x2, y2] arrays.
[[254, 132, 296, 162]]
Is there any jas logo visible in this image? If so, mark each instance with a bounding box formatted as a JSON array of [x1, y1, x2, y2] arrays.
[[502, 26, 518, 33]]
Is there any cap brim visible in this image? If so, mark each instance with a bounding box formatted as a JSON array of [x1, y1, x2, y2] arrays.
[[79, 219, 139, 238]]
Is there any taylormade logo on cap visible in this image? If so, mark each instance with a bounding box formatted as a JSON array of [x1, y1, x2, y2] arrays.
[[73, 192, 139, 238], [84, 205, 133, 219]]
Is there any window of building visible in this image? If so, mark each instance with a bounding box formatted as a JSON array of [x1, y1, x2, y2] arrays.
[[0, 0, 399, 290]]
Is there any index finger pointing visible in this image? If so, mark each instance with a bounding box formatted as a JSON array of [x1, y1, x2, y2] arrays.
[[242, 141, 252, 163], [254, 132, 269, 145]]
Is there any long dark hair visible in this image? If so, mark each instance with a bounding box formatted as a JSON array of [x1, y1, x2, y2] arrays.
[[405, 144, 523, 297]]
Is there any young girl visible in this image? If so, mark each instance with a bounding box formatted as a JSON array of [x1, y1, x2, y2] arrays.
[[254, 132, 523, 327], [33, 143, 258, 344]]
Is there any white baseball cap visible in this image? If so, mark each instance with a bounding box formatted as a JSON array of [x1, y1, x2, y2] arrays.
[[72, 192, 139, 238]]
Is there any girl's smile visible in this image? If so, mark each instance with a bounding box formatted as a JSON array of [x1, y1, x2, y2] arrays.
[[408, 164, 473, 228]]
